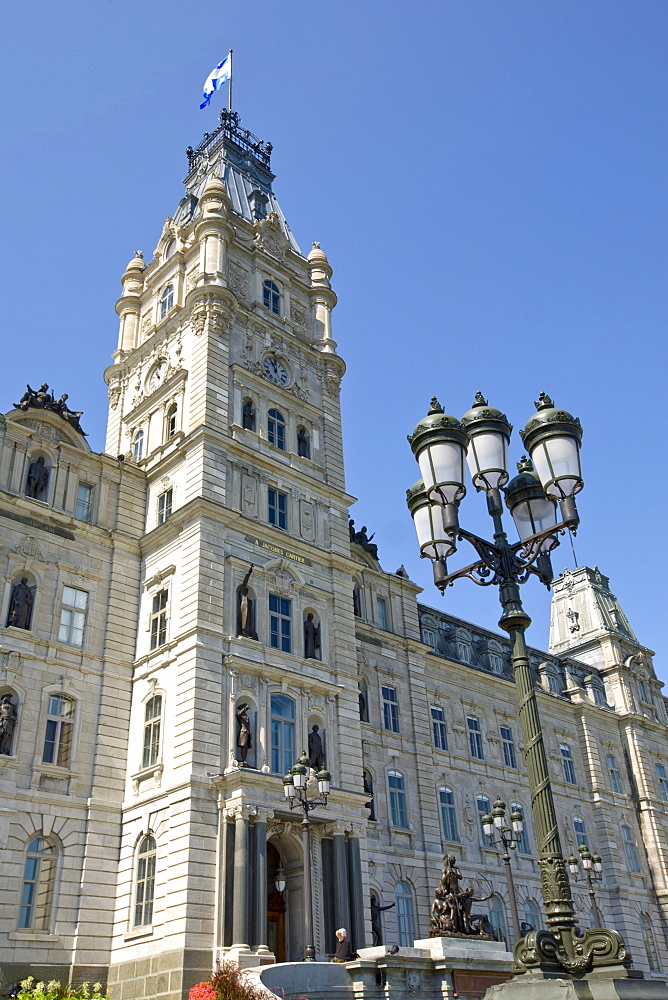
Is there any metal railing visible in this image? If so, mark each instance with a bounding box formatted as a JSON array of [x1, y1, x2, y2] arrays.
[[186, 110, 273, 171]]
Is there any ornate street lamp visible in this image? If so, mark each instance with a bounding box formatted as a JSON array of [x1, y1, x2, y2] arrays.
[[407, 392, 628, 980], [568, 844, 604, 928], [283, 752, 331, 962], [481, 798, 524, 943]]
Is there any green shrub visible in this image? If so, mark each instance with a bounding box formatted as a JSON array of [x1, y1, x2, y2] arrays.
[[13, 978, 110, 1000]]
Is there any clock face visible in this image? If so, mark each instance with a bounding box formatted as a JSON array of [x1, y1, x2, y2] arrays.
[[263, 356, 289, 386], [147, 360, 167, 391]]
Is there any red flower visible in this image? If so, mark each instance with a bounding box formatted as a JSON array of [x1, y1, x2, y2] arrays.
[[189, 983, 217, 1000]]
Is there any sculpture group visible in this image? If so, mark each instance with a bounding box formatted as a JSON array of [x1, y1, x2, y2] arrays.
[[14, 384, 86, 435], [429, 855, 493, 938]]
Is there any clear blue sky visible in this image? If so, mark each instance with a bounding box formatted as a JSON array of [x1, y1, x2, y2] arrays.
[[2, 1, 666, 680]]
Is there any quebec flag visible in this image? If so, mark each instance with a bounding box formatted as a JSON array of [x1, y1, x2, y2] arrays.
[[200, 55, 231, 109]]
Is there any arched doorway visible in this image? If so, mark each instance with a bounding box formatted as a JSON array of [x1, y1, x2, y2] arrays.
[[267, 842, 286, 962]]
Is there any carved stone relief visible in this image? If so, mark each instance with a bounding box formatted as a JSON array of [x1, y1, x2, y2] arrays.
[[300, 500, 315, 541], [229, 262, 249, 303], [241, 473, 258, 518]]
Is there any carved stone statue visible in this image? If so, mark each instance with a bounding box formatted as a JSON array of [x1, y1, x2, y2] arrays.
[[0, 694, 17, 755], [429, 854, 492, 939], [14, 384, 86, 434], [235, 702, 252, 764], [26, 456, 49, 500], [307, 725, 325, 770], [304, 613, 321, 659], [297, 427, 310, 458], [236, 566, 258, 640], [370, 895, 395, 946], [242, 399, 256, 431], [7, 578, 34, 630]]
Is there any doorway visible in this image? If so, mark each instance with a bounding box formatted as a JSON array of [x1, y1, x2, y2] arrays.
[[267, 841, 286, 962]]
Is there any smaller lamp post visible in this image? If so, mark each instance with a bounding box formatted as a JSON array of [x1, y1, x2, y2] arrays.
[[481, 798, 524, 943], [568, 844, 604, 927], [283, 752, 331, 961]]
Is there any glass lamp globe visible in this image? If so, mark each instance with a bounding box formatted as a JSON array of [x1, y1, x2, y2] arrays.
[[408, 398, 468, 507], [520, 392, 583, 501], [461, 392, 512, 492]]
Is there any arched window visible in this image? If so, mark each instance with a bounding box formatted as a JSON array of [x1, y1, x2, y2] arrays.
[[160, 284, 174, 319], [142, 696, 162, 769], [18, 837, 57, 929], [297, 426, 310, 459], [165, 403, 177, 440], [477, 795, 491, 843], [164, 238, 177, 261], [353, 585, 364, 619], [268, 409, 286, 450], [0, 691, 18, 755], [640, 912, 660, 971], [523, 899, 541, 932], [42, 694, 74, 767], [621, 824, 641, 873], [133, 430, 144, 461], [134, 835, 157, 927], [573, 817, 588, 849], [439, 787, 459, 843], [488, 896, 507, 944], [271, 694, 295, 775], [395, 881, 416, 946], [388, 771, 408, 828], [263, 280, 280, 315], [363, 769, 375, 821]]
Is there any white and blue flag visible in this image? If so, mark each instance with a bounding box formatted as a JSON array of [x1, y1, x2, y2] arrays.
[[200, 54, 231, 109]]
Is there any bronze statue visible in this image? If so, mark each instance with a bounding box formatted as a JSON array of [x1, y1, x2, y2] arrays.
[[0, 694, 17, 755], [26, 456, 49, 500], [242, 399, 256, 431], [352, 524, 379, 560], [235, 703, 252, 764], [236, 566, 258, 640], [7, 578, 33, 630], [297, 427, 310, 458], [304, 613, 321, 659], [370, 895, 395, 946], [429, 854, 492, 939], [13, 384, 86, 435], [308, 725, 325, 770]]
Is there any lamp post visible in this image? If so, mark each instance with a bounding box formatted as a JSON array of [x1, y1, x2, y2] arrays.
[[482, 798, 524, 944], [406, 391, 627, 978], [283, 752, 331, 962], [568, 844, 604, 928]]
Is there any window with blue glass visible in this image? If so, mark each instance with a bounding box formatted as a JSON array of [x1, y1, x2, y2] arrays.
[[656, 764, 668, 802], [477, 794, 491, 842], [439, 787, 459, 842], [500, 725, 517, 769], [621, 824, 641, 873], [388, 771, 408, 828], [382, 686, 399, 733], [573, 816, 588, 849], [395, 881, 416, 946], [160, 284, 174, 319], [270, 693, 295, 774], [607, 754, 622, 794], [268, 408, 285, 450], [560, 744, 577, 784], [467, 716, 484, 760], [268, 488, 287, 530], [269, 594, 291, 652], [263, 280, 280, 315], [431, 707, 448, 751], [19, 837, 57, 930]]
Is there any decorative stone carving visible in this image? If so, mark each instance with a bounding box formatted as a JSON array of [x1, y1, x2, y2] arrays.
[[12, 537, 45, 562], [300, 500, 315, 541], [229, 262, 249, 302], [269, 564, 293, 596], [253, 212, 289, 258], [241, 473, 258, 518]]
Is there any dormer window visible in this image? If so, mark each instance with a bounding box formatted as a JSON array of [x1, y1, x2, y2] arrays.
[[263, 280, 280, 316], [160, 284, 174, 319]]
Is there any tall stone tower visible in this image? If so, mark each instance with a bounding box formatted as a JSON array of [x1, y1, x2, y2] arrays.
[[104, 111, 368, 996]]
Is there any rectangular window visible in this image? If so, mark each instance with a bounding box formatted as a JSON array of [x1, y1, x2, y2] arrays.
[[607, 754, 622, 794], [268, 488, 287, 530], [621, 825, 641, 873], [431, 707, 448, 751], [439, 787, 459, 842], [656, 764, 668, 802], [573, 817, 588, 849], [42, 695, 74, 767], [467, 716, 484, 760], [376, 597, 388, 630], [560, 744, 577, 784], [477, 795, 491, 843], [58, 586, 88, 646], [157, 489, 173, 525], [500, 725, 517, 769], [75, 483, 93, 522], [142, 696, 162, 769], [269, 594, 292, 653], [388, 772, 408, 828], [150, 590, 168, 650], [382, 686, 400, 733]]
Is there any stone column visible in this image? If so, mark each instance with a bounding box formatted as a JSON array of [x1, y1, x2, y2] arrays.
[[347, 832, 365, 951], [332, 822, 351, 936], [232, 807, 250, 948], [254, 810, 273, 954]]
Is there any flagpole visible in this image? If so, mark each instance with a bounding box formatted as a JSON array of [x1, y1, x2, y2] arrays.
[[228, 49, 233, 111]]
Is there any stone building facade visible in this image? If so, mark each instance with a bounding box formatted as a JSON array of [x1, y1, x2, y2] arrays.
[[1, 112, 667, 999]]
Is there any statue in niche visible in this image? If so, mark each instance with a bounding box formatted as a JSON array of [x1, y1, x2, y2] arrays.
[[7, 578, 34, 630], [235, 702, 252, 765], [304, 613, 321, 659], [307, 724, 325, 770], [297, 427, 310, 458], [429, 854, 492, 938], [370, 894, 395, 946], [0, 694, 18, 755], [26, 456, 49, 500], [236, 566, 258, 640], [242, 399, 256, 431]]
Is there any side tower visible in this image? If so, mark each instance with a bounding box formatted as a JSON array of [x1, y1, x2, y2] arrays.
[[105, 112, 368, 998]]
